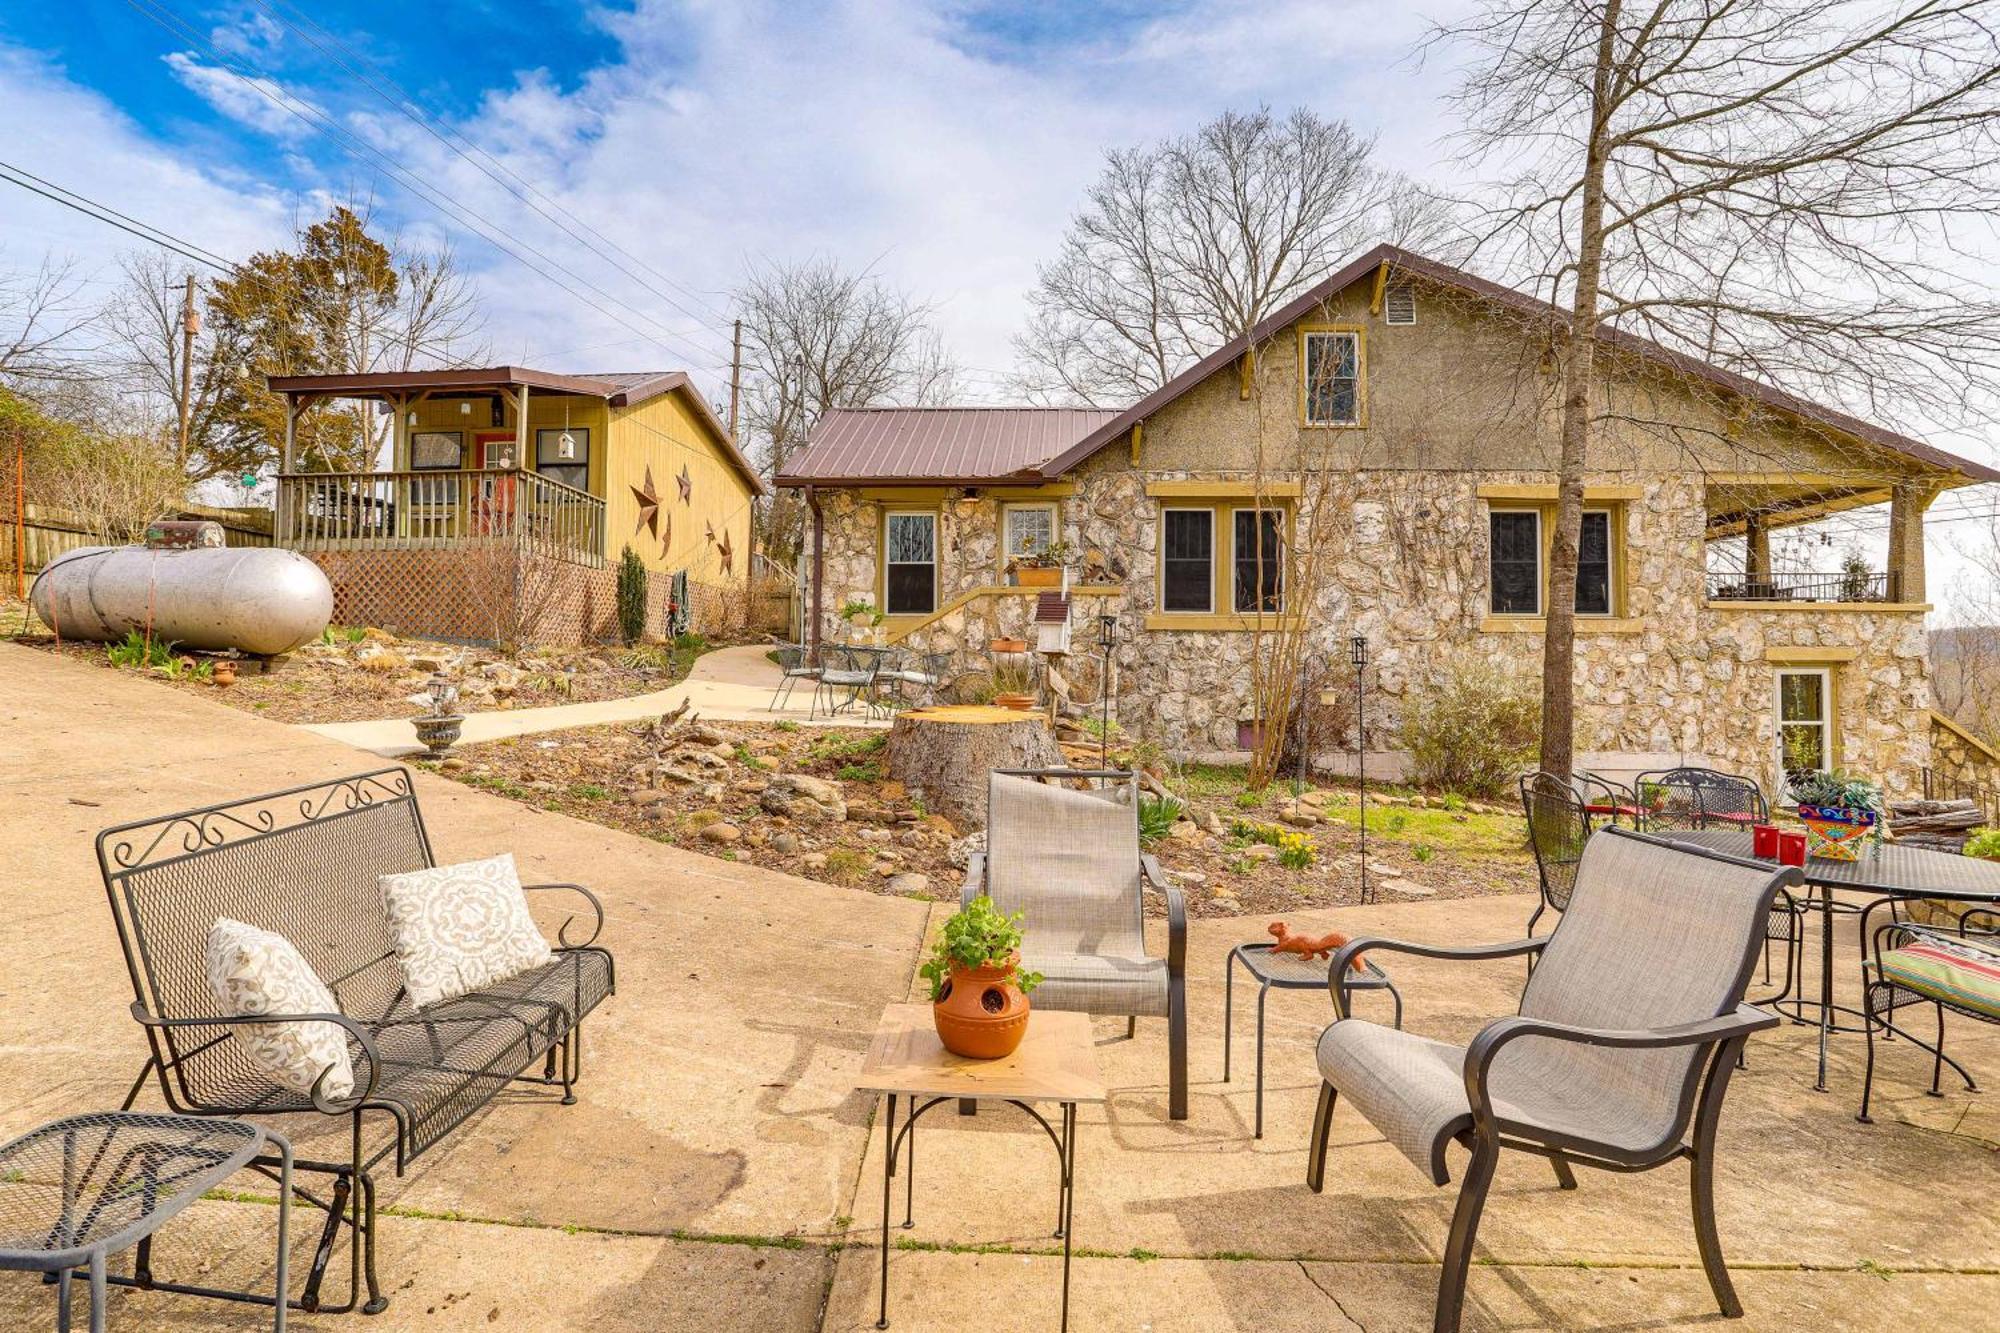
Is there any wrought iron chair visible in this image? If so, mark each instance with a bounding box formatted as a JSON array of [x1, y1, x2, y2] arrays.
[[964, 769, 1188, 1119], [882, 648, 961, 708], [1634, 767, 1769, 832], [1571, 770, 1640, 826], [1856, 903, 1995, 1123], [1307, 828, 1797, 1333], [813, 643, 889, 719], [768, 641, 820, 713], [1518, 772, 1591, 944]]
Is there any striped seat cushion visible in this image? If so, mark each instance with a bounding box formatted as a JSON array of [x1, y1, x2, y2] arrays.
[[1876, 931, 2000, 1019]]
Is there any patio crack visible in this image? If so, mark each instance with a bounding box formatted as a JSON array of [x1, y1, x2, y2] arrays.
[[1297, 1259, 1367, 1332]]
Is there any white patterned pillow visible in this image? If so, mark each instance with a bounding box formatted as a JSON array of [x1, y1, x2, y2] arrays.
[[205, 918, 355, 1100], [379, 853, 554, 1009]]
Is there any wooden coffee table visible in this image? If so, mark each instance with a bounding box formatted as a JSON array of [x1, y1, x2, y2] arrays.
[[855, 1003, 1107, 1331]]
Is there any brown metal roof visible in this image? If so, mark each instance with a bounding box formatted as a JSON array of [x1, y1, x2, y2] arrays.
[[267, 365, 764, 495], [777, 407, 1121, 485], [1038, 244, 2000, 485]]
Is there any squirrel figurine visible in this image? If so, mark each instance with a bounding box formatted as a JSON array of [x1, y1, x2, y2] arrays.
[[1268, 921, 1365, 971]]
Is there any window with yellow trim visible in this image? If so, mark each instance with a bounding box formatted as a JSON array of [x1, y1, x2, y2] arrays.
[[1486, 504, 1622, 617], [1157, 502, 1290, 617], [1002, 503, 1057, 563]]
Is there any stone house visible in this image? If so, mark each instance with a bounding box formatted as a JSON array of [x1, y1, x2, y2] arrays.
[[776, 245, 1999, 798]]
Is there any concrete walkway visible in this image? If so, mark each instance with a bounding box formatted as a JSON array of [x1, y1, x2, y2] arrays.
[[0, 640, 1992, 1330], [302, 641, 885, 756]]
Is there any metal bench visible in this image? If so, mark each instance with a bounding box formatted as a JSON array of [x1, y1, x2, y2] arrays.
[[95, 768, 616, 1316]]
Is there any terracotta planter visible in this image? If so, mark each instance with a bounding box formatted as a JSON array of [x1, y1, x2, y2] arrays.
[[413, 714, 465, 756], [989, 637, 1028, 654], [1797, 804, 1876, 862], [211, 660, 237, 687], [933, 957, 1030, 1059], [995, 692, 1035, 711], [1014, 566, 1063, 588]]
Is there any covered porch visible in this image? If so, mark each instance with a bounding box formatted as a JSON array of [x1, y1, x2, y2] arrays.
[[1702, 470, 1953, 607], [269, 367, 615, 570]]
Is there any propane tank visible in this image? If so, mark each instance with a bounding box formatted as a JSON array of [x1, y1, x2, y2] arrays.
[[32, 543, 334, 656]]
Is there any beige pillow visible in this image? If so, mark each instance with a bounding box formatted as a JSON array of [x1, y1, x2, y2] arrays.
[[205, 917, 355, 1100], [379, 852, 554, 1009]]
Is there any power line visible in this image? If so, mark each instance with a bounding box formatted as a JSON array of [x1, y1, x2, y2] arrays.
[[247, 0, 735, 332], [123, 0, 726, 377]]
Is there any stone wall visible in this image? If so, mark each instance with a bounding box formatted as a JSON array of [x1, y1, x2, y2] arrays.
[[1930, 712, 2000, 795], [807, 465, 1935, 797]]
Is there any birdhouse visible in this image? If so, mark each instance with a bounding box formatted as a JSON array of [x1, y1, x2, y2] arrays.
[[1034, 590, 1072, 655]]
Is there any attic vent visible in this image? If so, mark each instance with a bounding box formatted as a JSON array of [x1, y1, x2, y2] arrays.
[[1384, 284, 1417, 326]]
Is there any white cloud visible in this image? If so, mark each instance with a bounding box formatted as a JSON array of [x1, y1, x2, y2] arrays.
[[164, 52, 323, 145]]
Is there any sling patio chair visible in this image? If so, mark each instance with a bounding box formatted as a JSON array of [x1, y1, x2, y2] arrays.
[[963, 768, 1188, 1119], [1306, 827, 1798, 1333], [768, 641, 820, 713]]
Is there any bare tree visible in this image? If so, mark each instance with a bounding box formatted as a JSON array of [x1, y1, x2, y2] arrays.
[[1435, 0, 2000, 775], [1014, 107, 1457, 405], [735, 257, 957, 559], [0, 256, 94, 390]]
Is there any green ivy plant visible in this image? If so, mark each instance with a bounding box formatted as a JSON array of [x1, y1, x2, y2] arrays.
[[1962, 828, 2000, 860], [919, 895, 1043, 1001]]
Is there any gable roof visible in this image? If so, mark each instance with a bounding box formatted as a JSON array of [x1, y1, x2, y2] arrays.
[[778, 406, 1121, 485], [1037, 243, 2000, 484], [267, 365, 764, 495]]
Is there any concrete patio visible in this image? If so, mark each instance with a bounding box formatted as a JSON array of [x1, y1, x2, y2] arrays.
[[0, 640, 1992, 1330]]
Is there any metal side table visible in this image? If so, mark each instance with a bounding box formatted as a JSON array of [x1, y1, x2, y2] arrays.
[[0, 1112, 289, 1331], [1224, 942, 1402, 1138]]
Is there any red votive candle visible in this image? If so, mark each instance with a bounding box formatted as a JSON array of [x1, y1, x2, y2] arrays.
[[1777, 831, 1807, 867], [1752, 824, 1780, 859]]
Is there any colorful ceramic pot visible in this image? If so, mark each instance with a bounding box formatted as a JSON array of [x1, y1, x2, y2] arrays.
[[1797, 804, 1876, 862], [932, 957, 1031, 1059]]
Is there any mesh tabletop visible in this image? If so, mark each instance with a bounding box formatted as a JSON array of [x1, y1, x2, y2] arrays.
[[0, 1114, 264, 1269], [1667, 830, 2000, 901], [1231, 942, 1395, 988]]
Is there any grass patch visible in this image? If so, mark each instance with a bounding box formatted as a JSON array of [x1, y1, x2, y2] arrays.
[[836, 760, 883, 783], [568, 782, 610, 801], [824, 847, 871, 880], [461, 773, 529, 800], [811, 731, 886, 762]]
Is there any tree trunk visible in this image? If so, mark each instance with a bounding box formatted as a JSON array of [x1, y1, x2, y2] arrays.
[[886, 705, 1064, 830], [1539, 0, 1624, 780]]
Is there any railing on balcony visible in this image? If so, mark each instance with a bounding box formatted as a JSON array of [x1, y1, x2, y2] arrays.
[[277, 468, 606, 568], [1705, 570, 1901, 603]]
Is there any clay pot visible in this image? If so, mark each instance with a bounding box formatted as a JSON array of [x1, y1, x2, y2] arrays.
[[989, 637, 1028, 654], [1014, 566, 1063, 588], [211, 660, 237, 687], [994, 692, 1035, 711], [932, 956, 1031, 1059]]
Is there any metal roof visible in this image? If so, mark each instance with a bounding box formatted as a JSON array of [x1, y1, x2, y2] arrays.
[[777, 407, 1121, 485]]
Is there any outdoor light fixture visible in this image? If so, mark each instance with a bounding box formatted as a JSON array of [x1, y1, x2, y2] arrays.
[[1096, 613, 1119, 768], [458, 401, 471, 416], [406, 410, 418, 427]]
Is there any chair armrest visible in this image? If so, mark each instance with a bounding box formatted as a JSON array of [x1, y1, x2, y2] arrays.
[[1325, 935, 1547, 1017], [1958, 905, 1998, 937], [1139, 856, 1186, 972], [128, 1001, 382, 1114], [960, 852, 986, 909], [1462, 1005, 1777, 1124], [521, 881, 606, 949]]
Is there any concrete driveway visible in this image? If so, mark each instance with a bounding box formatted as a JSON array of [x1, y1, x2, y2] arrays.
[[0, 640, 1992, 1330]]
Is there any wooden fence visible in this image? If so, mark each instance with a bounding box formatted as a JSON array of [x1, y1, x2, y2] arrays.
[[2, 503, 274, 581]]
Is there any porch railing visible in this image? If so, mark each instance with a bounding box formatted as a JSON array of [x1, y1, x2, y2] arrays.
[[1921, 767, 2000, 829], [276, 468, 606, 568], [1705, 570, 1900, 603]]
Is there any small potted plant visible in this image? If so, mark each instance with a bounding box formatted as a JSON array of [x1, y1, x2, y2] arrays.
[[921, 894, 1043, 1059], [990, 656, 1036, 711], [1788, 769, 1883, 862], [1638, 780, 1669, 816], [1006, 539, 1072, 589], [838, 598, 887, 645], [412, 673, 464, 757]]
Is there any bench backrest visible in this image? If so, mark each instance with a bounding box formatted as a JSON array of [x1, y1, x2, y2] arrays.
[[97, 770, 433, 1104]]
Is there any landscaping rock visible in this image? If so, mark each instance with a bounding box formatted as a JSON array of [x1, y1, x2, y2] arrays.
[[658, 766, 701, 786], [438, 757, 468, 774], [761, 773, 847, 822], [1279, 808, 1319, 827], [802, 852, 828, 871], [772, 833, 801, 855], [1243, 844, 1279, 862], [886, 872, 930, 896], [1168, 821, 1206, 845], [688, 724, 731, 746], [1379, 877, 1432, 897], [946, 830, 986, 869], [630, 790, 675, 806], [699, 822, 742, 844]]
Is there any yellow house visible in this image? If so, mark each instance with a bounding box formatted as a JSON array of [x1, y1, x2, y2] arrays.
[[267, 366, 763, 646]]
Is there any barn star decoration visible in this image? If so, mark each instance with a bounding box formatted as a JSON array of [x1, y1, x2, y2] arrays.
[[716, 528, 734, 574], [676, 464, 692, 504], [630, 467, 662, 539]]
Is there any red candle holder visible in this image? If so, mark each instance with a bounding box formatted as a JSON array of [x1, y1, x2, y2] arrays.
[[1752, 824, 1780, 859], [1777, 831, 1808, 867]]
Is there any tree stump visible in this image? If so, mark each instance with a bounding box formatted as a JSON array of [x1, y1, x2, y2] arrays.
[[887, 705, 1064, 830]]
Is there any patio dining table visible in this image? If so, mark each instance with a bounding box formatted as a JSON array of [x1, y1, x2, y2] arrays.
[[1665, 829, 2000, 1091]]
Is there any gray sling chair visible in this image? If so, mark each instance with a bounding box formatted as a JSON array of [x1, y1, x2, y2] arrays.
[[1306, 827, 1798, 1333], [962, 769, 1188, 1119]]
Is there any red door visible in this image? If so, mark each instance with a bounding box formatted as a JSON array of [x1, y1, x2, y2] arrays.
[[473, 433, 518, 533]]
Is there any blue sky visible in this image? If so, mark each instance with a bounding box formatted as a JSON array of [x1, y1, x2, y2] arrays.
[[0, 1, 1457, 386]]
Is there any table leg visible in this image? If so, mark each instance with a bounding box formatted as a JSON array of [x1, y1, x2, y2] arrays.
[[1254, 983, 1269, 1140], [55, 1267, 72, 1332], [877, 1093, 896, 1330], [1222, 950, 1236, 1083], [1815, 886, 1834, 1093], [273, 1133, 292, 1333], [902, 1113, 915, 1230], [88, 1252, 105, 1333], [1059, 1102, 1076, 1333]]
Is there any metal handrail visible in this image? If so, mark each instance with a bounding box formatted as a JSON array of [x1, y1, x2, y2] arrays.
[[1704, 570, 1900, 603]]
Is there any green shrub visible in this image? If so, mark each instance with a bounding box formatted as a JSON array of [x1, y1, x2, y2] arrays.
[[1400, 654, 1541, 799], [615, 546, 650, 645], [1413, 842, 1436, 863], [1963, 828, 2000, 859], [836, 761, 882, 783], [1137, 795, 1183, 846]]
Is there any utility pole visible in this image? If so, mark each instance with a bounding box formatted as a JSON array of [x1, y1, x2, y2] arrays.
[[728, 318, 743, 440], [176, 274, 198, 476]]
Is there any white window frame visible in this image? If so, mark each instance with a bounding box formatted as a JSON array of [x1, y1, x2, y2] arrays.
[[1488, 507, 1543, 617], [1158, 506, 1216, 614], [1002, 502, 1058, 563], [1229, 506, 1286, 615], [1302, 329, 1362, 426], [1774, 666, 1833, 795], [882, 509, 937, 616]]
